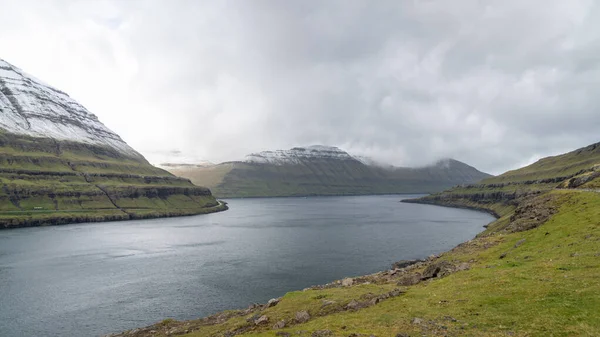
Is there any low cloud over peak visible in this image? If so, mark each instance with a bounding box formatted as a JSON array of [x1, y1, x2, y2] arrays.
[[1, 0, 599, 174]]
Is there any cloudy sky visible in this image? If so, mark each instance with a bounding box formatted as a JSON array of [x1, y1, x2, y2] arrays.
[[1, 0, 599, 174]]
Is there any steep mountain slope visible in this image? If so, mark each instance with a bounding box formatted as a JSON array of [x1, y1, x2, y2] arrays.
[[405, 141, 600, 233], [165, 146, 491, 198], [0, 59, 225, 228]]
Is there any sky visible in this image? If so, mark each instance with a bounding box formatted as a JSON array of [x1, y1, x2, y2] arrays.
[[1, 0, 599, 174]]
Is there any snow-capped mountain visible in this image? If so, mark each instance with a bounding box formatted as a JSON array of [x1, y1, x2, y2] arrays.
[[166, 145, 492, 198], [0, 59, 142, 159], [245, 145, 357, 165], [0, 58, 222, 228]]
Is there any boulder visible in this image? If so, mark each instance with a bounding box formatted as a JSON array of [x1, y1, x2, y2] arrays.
[[392, 259, 422, 270], [246, 314, 260, 323], [396, 273, 422, 286], [267, 298, 281, 308], [254, 315, 269, 325], [321, 300, 336, 307], [295, 310, 311, 323], [342, 278, 354, 287], [369, 298, 381, 306], [422, 260, 455, 279], [273, 320, 286, 329], [388, 288, 405, 297], [345, 300, 361, 310]]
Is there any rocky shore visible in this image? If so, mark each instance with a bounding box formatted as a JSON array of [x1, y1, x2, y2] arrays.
[[107, 223, 501, 337]]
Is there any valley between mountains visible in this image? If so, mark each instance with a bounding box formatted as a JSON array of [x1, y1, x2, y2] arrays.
[[112, 141, 600, 337], [2, 57, 599, 336], [0, 58, 491, 228]]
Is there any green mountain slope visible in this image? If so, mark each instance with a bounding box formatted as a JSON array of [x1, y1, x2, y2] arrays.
[[112, 143, 600, 337], [165, 149, 491, 198], [405, 142, 600, 228], [0, 132, 226, 228], [0, 59, 225, 228]]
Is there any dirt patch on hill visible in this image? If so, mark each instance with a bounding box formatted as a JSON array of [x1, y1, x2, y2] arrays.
[[503, 193, 559, 233]]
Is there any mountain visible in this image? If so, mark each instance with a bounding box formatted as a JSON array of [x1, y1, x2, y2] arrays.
[[113, 142, 600, 336], [164, 145, 491, 198], [0, 59, 225, 228], [405, 141, 600, 232]]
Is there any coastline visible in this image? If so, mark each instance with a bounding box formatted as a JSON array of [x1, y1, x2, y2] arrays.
[[400, 197, 501, 221], [0, 200, 228, 230], [107, 198, 499, 337], [103, 189, 600, 336], [215, 192, 428, 200]]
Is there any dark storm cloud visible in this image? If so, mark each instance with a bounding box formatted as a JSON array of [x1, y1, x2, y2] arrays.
[[1, 0, 599, 174]]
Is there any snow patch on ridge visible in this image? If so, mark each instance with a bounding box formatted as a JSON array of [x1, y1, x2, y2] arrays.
[[245, 145, 356, 165], [0, 58, 143, 159], [354, 155, 395, 169]]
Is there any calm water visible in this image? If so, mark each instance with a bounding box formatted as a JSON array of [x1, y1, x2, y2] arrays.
[[0, 195, 494, 337]]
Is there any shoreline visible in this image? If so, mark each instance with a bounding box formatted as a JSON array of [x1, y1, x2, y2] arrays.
[[215, 192, 430, 200], [400, 197, 501, 220], [107, 198, 498, 337], [0, 200, 229, 230]]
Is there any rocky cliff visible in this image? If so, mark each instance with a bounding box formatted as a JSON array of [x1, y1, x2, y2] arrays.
[[0, 59, 225, 228]]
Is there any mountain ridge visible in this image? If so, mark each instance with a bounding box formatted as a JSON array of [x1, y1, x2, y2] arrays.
[[111, 143, 600, 337], [0, 58, 143, 160], [403, 140, 600, 234], [0, 58, 226, 228], [164, 145, 491, 198]]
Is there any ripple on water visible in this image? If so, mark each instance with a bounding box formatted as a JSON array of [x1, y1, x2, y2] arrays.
[[0, 195, 494, 337]]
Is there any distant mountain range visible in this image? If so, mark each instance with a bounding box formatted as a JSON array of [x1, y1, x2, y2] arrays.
[[0, 58, 225, 228], [163, 145, 492, 198]]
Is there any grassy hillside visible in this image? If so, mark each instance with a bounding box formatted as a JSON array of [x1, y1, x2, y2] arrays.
[[111, 142, 600, 337], [111, 189, 600, 337], [167, 158, 491, 198], [0, 132, 226, 228], [405, 142, 600, 225], [486, 142, 600, 184]]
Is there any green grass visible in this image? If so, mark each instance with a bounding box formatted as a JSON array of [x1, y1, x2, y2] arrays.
[[409, 143, 600, 222], [0, 133, 223, 228], [199, 191, 600, 336], [115, 190, 599, 337], [109, 143, 600, 337], [484, 142, 600, 184]]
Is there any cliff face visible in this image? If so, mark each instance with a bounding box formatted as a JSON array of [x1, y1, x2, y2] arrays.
[[0, 59, 225, 228], [165, 146, 491, 198], [405, 141, 600, 234]]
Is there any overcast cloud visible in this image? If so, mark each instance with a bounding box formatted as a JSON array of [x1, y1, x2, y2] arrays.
[[1, 0, 599, 174]]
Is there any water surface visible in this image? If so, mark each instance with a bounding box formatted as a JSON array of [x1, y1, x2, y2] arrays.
[[0, 195, 494, 337]]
